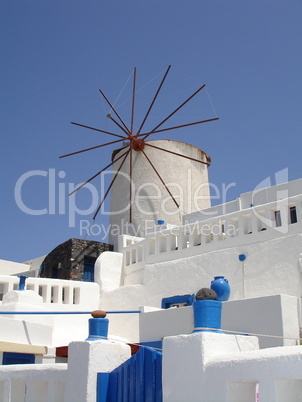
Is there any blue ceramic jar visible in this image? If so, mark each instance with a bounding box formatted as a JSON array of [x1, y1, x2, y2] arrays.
[[210, 276, 230, 301]]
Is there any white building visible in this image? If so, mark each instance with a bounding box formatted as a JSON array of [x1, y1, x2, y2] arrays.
[[1, 140, 302, 401]]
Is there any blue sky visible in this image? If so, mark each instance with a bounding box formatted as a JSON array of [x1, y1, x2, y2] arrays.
[[1, 0, 302, 262]]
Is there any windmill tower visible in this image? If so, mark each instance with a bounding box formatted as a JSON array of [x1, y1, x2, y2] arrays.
[[60, 66, 218, 248], [109, 139, 211, 246]]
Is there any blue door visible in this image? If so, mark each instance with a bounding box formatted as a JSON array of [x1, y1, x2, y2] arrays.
[[97, 346, 162, 401], [83, 256, 96, 282]]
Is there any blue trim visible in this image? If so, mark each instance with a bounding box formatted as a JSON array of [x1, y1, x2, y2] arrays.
[[97, 372, 110, 402], [140, 341, 163, 350], [161, 294, 194, 309], [239, 254, 246, 262], [105, 310, 141, 314], [18, 275, 28, 291], [2, 352, 35, 365], [0, 310, 141, 315]]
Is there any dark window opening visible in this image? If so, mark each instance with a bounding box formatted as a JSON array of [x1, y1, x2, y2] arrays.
[[290, 206, 298, 224]]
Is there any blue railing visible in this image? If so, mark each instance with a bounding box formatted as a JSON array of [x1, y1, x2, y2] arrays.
[[97, 346, 162, 402]]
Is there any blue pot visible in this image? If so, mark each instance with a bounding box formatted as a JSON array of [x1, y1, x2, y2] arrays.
[[86, 318, 109, 341], [210, 276, 230, 301], [193, 300, 222, 332]]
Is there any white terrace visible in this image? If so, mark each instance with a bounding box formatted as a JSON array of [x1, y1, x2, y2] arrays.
[[0, 278, 100, 347], [119, 192, 302, 286], [0, 276, 99, 309]]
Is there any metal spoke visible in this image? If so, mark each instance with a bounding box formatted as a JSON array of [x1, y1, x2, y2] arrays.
[[99, 88, 131, 134], [129, 147, 133, 222], [93, 149, 130, 220], [130, 67, 136, 135], [137, 117, 219, 137], [59, 138, 125, 159], [142, 84, 206, 140], [69, 148, 130, 196], [145, 143, 210, 166], [71, 122, 125, 139], [135, 65, 171, 136], [141, 149, 179, 208], [107, 114, 133, 138]]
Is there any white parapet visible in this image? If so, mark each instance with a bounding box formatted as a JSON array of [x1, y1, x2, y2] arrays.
[[0, 363, 67, 402], [0, 338, 131, 402], [65, 339, 131, 402], [0, 275, 100, 309], [162, 332, 259, 402]]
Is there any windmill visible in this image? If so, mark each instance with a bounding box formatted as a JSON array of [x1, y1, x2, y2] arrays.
[[60, 66, 219, 243]]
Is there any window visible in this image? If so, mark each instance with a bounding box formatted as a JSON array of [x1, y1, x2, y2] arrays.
[[161, 294, 194, 309], [52, 265, 59, 279], [290, 206, 297, 224]]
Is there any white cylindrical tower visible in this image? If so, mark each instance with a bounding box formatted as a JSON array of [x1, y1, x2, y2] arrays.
[[108, 139, 211, 247]]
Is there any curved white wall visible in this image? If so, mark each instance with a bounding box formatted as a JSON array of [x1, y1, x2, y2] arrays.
[[109, 140, 211, 247]]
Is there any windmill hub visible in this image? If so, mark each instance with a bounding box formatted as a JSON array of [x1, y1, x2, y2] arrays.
[[62, 66, 218, 226], [131, 138, 145, 152]]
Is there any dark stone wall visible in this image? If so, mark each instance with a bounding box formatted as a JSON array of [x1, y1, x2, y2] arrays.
[[40, 238, 113, 281]]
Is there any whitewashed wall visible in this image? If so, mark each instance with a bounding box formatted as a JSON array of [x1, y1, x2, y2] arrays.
[[0, 316, 53, 346], [0, 260, 30, 276], [163, 331, 302, 402], [0, 278, 100, 347], [101, 230, 302, 312], [139, 295, 300, 349], [0, 315, 301, 402], [0, 338, 131, 402], [184, 177, 302, 223], [109, 140, 211, 248], [0, 363, 67, 402]]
